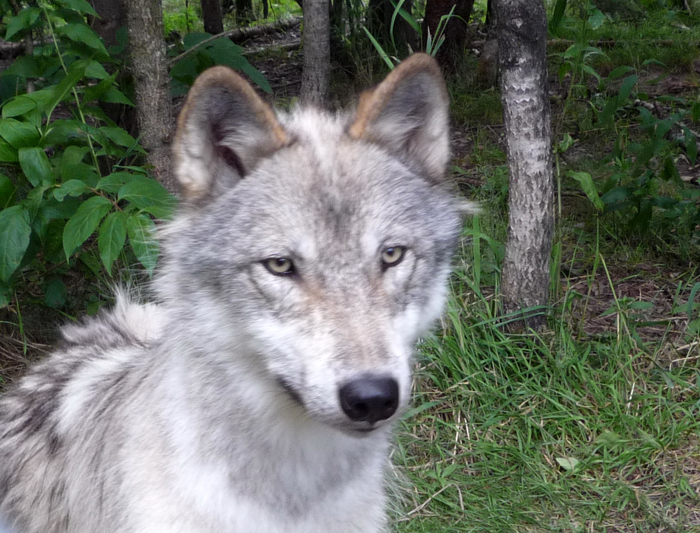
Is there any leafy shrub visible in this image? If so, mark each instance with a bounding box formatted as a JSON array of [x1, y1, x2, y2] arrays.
[[0, 1, 176, 309]]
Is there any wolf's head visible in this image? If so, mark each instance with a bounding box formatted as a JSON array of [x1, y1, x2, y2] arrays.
[[162, 55, 471, 436]]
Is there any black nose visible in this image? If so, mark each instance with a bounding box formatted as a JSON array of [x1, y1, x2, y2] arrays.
[[339, 376, 399, 424]]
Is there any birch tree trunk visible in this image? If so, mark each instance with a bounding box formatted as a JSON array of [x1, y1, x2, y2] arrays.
[[300, 0, 330, 106], [125, 0, 176, 192], [496, 0, 553, 330]]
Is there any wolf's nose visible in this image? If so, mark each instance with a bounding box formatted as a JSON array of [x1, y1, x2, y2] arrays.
[[339, 376, 399, 423]]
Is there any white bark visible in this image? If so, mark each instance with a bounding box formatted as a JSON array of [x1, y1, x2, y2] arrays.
[[300, 0, 330, 107], [496, 0, 553, 329]]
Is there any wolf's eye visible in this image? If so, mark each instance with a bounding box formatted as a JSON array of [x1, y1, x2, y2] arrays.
[[381, 246, 405, 268], [264, 257, 295, 276]]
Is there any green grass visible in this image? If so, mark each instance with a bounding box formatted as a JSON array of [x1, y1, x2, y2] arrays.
[[392, 255, 700, 531]]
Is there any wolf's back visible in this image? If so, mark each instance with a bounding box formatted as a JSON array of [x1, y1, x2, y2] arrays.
[[0, 297, 162, 533]]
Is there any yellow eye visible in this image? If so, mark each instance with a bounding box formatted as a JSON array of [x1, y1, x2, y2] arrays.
[[264, 257, 294, 276], [381, 246, 405, 268]]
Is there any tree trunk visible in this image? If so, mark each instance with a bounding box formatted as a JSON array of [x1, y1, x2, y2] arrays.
[[367, 0, 417, 56], [496, 0, 553, 330], [89, 0, 127, 48], [125, 0, 176, 193], [201, 0, 224, 34], [300, 0, 330, 106], [235, 0, 255, 25], [423, 0, 474, 72]]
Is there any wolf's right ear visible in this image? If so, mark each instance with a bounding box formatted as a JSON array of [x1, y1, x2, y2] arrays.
[[174, 66, 290, 203]]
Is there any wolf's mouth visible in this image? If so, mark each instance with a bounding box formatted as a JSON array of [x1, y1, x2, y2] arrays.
[[276, 377, 304, 407]]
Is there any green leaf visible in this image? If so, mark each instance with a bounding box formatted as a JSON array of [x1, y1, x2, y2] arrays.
[[99, 87, 134, 106], [83, 74, 134, 106], [0, 119, 40, 149], [127, 213, 159, 275], [555, 457, 580, 471], [184, 32, 213, 49], [44, 278, 67, 309], [97, 172, 148, 194], [568, 171, 603, 211], [608, 66, 635, 80], [99, 127, 139, 149], [61, 145, 90, 168], [98, 211, 127, 274], [599, 96, 619, 127], [2, 96, 37, 118], [550, 0, 567, 32], [692, 102, 700, 123], [201, 38, 271, 93], [54, 179, 89, 201], [618, 75, 638, 102], [55, 23, 108, 56], [19, 147, 53, 187], [600, 187, 630, 212], [581, 64, 601, 85], [0, 279, 11, 308], [0, 205, 31, 282], [1, 55, 46, 79], [363, 27, 395, 70], [587, 8, 606, 30], [62, 195, 112, 259], [0, 174, 16, 208], [118, 179, 176, 219], [84, 60, 110, 80], [684, 128, 698, 166], [55, 0, 99, 16], [5, 7, 41, 41], [0, 140, 18, 163], [46, 61, 87, 118]]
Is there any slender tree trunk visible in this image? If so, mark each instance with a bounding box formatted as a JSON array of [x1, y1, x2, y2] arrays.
[[125, 0, 176, 192], [367, 0, 416, 56], [235, 0, 255, 25], [496, 0, 553, 330], [423, 0, 474, 72], [89, 0, 127, 48], [300, 0, 330, 106], [201, 0, 224, 34]]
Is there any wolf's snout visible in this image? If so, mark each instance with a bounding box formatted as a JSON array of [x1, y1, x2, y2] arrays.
[[339, 377, 399, 424]]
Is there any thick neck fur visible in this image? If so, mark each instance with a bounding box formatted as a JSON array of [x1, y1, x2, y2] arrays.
[[147, 314, 392, 520]]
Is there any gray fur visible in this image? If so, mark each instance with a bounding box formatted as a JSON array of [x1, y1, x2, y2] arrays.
[[0, 54, 471, 533]]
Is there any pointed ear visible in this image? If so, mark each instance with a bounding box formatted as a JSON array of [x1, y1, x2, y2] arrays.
[[348, 54, 450, 182], [174, 66, 290, 203]]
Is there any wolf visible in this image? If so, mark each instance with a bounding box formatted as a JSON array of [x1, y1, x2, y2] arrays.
[[0, 53, 470, 533]]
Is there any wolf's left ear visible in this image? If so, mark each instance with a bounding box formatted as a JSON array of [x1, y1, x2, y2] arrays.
[[348, 54, 450, 182], [174, 66, 290, 203]]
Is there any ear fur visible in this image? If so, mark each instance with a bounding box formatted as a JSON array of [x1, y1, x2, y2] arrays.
[[174, 66, 289, 203], [348, 54, 450, 182]]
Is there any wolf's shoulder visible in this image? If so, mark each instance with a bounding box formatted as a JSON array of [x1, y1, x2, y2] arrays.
[[0, 293, 163, 436]]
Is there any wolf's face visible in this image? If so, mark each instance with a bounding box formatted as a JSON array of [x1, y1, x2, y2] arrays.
[[164, 55, 470, 435]]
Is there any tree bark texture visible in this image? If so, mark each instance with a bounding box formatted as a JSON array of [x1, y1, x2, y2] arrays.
[[125, 0, 176, 193], [300, 0, 330, 106], [423, 0, 474, 72], [235, 0, 255, 25], [201, 0, 225, 34], [496, 0, 553, 330], [89, 0, 127, 48]]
